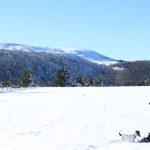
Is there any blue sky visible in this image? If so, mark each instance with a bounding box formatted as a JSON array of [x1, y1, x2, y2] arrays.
[[0, 0, 150, 60]]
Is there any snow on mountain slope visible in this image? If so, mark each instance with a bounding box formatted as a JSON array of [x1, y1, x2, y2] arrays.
[[0, 87, 150, 150], [0, 42, 117, 65]]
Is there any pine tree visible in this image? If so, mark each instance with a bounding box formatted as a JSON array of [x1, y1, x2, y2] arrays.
[[17, 70, 32, 87], [76, 74, 85, 86], [54, 66, 70, 87], [2, 76, 11, 87], [88, 78, 94, 86], [93, 78, 102, 86], [87, 77, 102, 86]]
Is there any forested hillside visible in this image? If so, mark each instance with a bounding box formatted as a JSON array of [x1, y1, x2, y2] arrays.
[[0, 49, 116, 86], [112, 61, 150, 86], [1, 49, 150, 87]]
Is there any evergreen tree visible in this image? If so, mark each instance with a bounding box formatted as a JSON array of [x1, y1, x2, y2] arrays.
[[93, 78, 102, 86], [76, 74, 85, 86], [87, 78, 94, 86], [54, 66, 70, 87], [2, 76, 11, 87], [17, 70, 32, 87], [87, 77, 102, 86]]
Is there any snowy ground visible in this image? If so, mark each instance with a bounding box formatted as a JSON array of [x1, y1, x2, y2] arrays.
[[0, 86, 150, 150]]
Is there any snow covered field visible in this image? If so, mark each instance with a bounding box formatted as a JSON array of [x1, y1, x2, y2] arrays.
[[0, 87, 150, 150]]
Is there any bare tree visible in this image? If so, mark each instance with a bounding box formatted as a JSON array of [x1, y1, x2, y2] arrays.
[[115, 69, 129, 86]]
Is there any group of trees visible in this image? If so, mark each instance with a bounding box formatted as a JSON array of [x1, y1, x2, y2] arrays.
[[112, 60, 150, 86], [2, 63, 150, 87], [0, 49, 116, 87], [0, 66, 104, 88], [1, 49, 150, 87], [1, 70, 33, 88], [75, 74, 102, 86]]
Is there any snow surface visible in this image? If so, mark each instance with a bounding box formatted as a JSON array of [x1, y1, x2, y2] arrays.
[[0, 86, 150, 150]]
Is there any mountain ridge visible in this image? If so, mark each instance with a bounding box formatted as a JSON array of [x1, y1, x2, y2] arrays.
[[0, 42, 117, 65]]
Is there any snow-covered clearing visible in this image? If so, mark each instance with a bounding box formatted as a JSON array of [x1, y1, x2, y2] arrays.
[[0, 87, 150, 150]]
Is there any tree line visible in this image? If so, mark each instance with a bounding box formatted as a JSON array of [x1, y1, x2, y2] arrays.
[[1, 49, 150, 87], [0, 66, 104, 88]]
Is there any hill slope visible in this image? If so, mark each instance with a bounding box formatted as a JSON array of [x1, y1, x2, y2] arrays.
[[0, 49, 116, 86], [0, 42, 117, 65]]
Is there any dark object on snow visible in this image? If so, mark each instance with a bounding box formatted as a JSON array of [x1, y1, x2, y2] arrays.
[[140, 133, 150, 142]]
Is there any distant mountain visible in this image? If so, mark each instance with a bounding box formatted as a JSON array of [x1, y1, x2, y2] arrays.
[[0, 43, 117, 86], [0, 42, 117, 65]]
